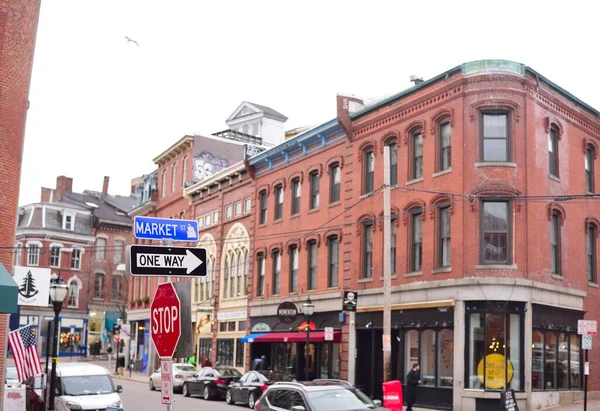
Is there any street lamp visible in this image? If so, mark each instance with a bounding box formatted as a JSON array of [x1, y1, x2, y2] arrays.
[[302, 296, 315, 381], [48, 277, 69, 411]]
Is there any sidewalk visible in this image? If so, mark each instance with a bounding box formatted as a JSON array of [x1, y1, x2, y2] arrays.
[[544, 399, 600, 411]]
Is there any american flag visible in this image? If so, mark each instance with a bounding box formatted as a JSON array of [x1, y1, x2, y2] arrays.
[[8, 325, 42, 382]]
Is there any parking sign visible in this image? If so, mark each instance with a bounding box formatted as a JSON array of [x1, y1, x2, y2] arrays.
[[161, 359, 173, 405]]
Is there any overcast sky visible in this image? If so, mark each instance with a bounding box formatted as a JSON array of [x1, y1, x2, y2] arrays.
[[19, 0, 600, 205]]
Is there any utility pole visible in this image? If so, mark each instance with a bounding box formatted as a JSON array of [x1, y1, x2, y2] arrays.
[[382, 145, 392, 382]]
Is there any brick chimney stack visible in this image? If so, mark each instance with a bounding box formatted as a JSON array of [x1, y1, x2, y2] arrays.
[[102, 176, 110, 198], [55, 175, 73, 200]]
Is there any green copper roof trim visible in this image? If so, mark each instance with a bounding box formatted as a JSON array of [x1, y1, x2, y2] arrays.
[[352, 59, 600, 120], [0, 262, 18, 314]]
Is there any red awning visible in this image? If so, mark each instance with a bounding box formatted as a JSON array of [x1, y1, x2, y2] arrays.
[[248, 331, 341, 343]]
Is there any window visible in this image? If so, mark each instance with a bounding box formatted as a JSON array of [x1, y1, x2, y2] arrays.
[[391, 216, 397, 274], [223, 257, 229, 299], [235, 201, 242, 217], [171, 163, 177, 192], [256, 253, 265, 297], [362, 220, 373, 279], [63, 214, 73, 231], [67, 278, 80, 308], [466, 302, 524, 391], [404, 328, 454, 388], [198, 338, 211, 358], [388, 142, 398, 186], [327, 236, 339, 287], [291, 178, 301, 215], [212, 211, 219, 224], [94, 273, 104, 299], [532, 330, 581, 390], [410, 212, 423, 272], [71, 249, 81, 270], [289, 245, 298, 293], [112, 276, 121, 300], [438, 206, 451, 268], [27, 244, 40, 266], [585, 147, 595, 193], [226, 205, 233, 220], [548, 127, 559, 177], [14, 244, 22, 266], [50, 246, 61, 268], [481, 201, 510, 265], [217, 339, 234, 366], [272, 249, 281, 295], [182, 155, 188, 187], [96, 238, 106, 261], [235, 339, 245, 367], [551, 213, 561, 275], [161, 169, 167, 198], [587, 224, 597, 283], [204, 214, 210, 227], [243, 251, 249, 296], [307, 240, 317, 290], [237, 250, 244, 296], [412, 131, 424, 180], [363, 150, 375, 194], [482, 113, 509, 162], [259, 191, 267, 224], [329, 163, 341, 203], [251, 123, 259, 136], [230, 253, 236, 298], [198, 216, 204, 229], [114, 240, 125, 264], [274, 186, 283, 220], [244, 197, 252, 213], [309, 172, 320, 210], [439, 121, 452, 171]]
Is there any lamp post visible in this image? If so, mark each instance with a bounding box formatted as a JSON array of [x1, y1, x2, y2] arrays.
[[302, 296, 315, 381], [48, 277, 69, 411]]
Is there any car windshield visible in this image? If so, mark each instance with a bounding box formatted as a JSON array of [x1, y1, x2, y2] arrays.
[[6, 368, 17, 380], [174, 365, 196, 372], [258, 371, 293, 382], [61, 375, 115, 396], [307, 388, 376, 411], [215, 368, 242, 377]]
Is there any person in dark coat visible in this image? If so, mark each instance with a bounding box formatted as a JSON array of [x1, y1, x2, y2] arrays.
[[258, 355, 268, 371], [405, 363, 420, 411]]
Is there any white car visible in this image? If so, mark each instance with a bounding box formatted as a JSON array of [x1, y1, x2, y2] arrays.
[[149, 363, 198, 393], [52, 362, 123, 411]]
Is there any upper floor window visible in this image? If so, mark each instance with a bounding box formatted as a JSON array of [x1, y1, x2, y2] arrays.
[[114, 240, 125, 264], [327, 236, 339, 288], [226, 204, 233, 220], [387, 141, 398, 186], [438, 206, 451, 268], [411, 131, 424, 180], [27, 244, 40, 266], [329, 163, 341, 203], [307, 240, 318, 290], [235, 201, 243, 217], [291, 179, 301, 215], [361, 220, 373, 279], [161, 169, 167, 198], [14, 244, 22, 266], [244, 198, 252, 213], [309, 172, 320, 210], [63, 214, 74, 231], [204, 214, 210, 227], [94, 273, 104, 299], [551, 213, 561, 275], [274, 185, 283, 220], [289, 245, 298, 293], [439, 120, 452, 171], [587, 223, 597, 283], [585, 146, 595, 193], [259, 191, 268, 224], [481, 200, 511, 265], [112, 276, 122, 300], [482, 113, 509, 162], [272, 249, 281, 295], [223, 257, 230, 299], [256, 253, 265, 297], [182, 156, 188, 187], [71, 249, 82, 270], [67, 277, 80, 308], [212, 211, 219, 224], [363, 150, 375, 194], [50, 246, 61, 268], [410, 211, 423, 272], [96, 238, 106, 261], [548, 127, 559, 177], [171, 163, 177, 193]]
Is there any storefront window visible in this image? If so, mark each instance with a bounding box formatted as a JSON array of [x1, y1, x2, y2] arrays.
[[405, 330, 419, 376], [437, 329, 454, 387], [570, 334, 581, 389], [331, 343, 340, 378], [198, 337, 211, 358], [532, 330, 544, 390], [217, 339, 234, 366], [421, 330, 435, 386], [532, 330, 581, 391], [59, 327, 82, 353], [235, 339, 245, 368], [286, 343, 297, 377]]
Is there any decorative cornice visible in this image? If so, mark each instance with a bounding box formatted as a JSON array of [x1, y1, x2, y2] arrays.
[[428, 195, 454, 220], [379, 131, 399, 153], [548, 203, 567, 225], [285, 239, 301, 252], [404, 120, 426, 145], [545, 116, 564, 139], [288, 171, 304, 185], [358, 140, 377, 159], [306, 164, 322, 177], [357, 213, 377, 235], [402, 200, 426, 225], [323, 228, 343, 241], [268, 243, 283, 254], [377, 208, 400, 230], [326, 155, 344, 171], [303, 234, 321, 248], [469, 99, 520, 123], [257, 184, 270, 197], [430, 108, 454, 137], [584, 137, 599, 158], [272, 178, 286, 190], [585, 217, 600, 236]]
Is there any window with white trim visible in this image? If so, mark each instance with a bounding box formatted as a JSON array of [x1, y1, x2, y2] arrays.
[[114, 240, 125, 264], [14, 244, 22, 266], [212, 211, 219, 224], [244, 198, 252, 213], [226, 205, 233, 220], [67, 277, 81, 308], [94, 273, 104, 299], [71, 249, 82, 270], [27, 244, 40, 266], [235, 201, 242, 217], [50, 246, 61, 268], [63, 214, 74, 231]]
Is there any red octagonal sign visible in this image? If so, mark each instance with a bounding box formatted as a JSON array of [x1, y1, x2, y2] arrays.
[[151, 283, 181, 358]]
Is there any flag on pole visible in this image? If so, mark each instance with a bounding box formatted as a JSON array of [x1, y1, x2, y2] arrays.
[[8, 324, 42, 382]]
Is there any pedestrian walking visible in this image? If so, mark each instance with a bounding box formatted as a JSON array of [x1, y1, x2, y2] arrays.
[[405, 363, 420, 411]]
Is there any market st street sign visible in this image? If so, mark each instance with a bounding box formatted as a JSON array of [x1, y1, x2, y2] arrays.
[[134, 216, 198, 242], [127, 245, 207, 277]]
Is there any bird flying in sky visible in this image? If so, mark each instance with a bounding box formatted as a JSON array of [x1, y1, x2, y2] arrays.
[[125, 36, 139, 47]]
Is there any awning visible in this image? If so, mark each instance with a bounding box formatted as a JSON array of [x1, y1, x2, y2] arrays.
[[0, 263, 18, 314], [241, 331, 341, 343]]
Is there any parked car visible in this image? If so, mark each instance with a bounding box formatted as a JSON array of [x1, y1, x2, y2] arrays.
[[52, 362, 123, 411], [149, 363, 198, 393], [24, 374, 45, 411], [254, 380, 387, 411], [227, 370, 295, 408], [182, 366, 242, 400], [5, 367, 20, 386]]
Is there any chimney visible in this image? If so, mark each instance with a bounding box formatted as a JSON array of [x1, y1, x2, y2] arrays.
[[336, 94, 364, 140], [40, 187, 54, 203], [410, 75, 424, 85], [55, 176, 73, 200], [102, 176, 110, 198]]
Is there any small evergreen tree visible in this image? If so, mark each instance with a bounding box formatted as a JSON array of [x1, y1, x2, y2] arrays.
[[18, 270, 38, 298]]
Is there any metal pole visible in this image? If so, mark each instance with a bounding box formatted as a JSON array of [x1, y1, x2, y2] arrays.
[[305, 320, 310, 381], [162, 238, 173, 411], [382, 144, 392, 382], [584, 348, 588, 411], [42, 320, 52, 410], [48, 303, 61, 410], [115, 333, 119, 375]]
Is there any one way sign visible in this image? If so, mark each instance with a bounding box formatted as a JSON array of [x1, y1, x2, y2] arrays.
[[127, 245, 207, 277]]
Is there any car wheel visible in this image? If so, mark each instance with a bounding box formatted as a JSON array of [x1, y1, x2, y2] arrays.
[[149, 379, 155, 391], [226, 389, 233, 405], [203, 385, 211, 401], [248, 392, 256, 409], [183, 383, 190, 397]]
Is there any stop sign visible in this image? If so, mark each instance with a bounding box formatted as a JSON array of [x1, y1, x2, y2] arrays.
[[150, 283, 181, 358]]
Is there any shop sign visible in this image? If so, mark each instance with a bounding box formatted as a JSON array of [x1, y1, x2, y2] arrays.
[[500, 389, 519, 411], [217, 310, 247, 321], [324, 327, 334, 341], [477, 353, 514, 389], [14, 266, 51, 307], [582, 334, 592, 350], [343, 291, 358, 312], [277, 301, 298, 324], [251, 323, 271, 332]]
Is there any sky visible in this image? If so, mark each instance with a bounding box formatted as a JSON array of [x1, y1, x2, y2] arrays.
[[19, 0, 600, 205]]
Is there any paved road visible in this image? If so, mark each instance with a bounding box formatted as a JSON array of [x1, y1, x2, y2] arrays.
[[118, 378, 250, 411]]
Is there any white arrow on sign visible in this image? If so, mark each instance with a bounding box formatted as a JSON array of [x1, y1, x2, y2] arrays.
[[137, 249, 203, 274]]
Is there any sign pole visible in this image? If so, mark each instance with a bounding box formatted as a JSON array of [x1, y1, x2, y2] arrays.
[[584, 348, 588, 411], [163, 238, 173, 411]]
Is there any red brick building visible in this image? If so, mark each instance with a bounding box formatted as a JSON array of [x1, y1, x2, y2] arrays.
[[0, 0, 42, 404]]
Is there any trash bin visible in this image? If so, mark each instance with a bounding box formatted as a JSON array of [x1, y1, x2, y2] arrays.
[[382, 380, 403, 411]]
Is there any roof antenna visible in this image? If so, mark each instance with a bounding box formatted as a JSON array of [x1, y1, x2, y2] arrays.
[[410, 75, 424, 85]]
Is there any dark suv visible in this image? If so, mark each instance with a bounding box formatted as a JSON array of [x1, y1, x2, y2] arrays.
[[254, 379, 388, 411]]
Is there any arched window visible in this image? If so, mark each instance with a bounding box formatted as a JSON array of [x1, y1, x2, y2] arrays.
[[230, 252, 237, 297], [585, 144, 596, 193], [94, 273, 104, 299], [586, 220, 598, 283], [223, 256, 230, 299], [67, 276, 81, 308], [14, 243, 22, 266], [237, 250, 244, 296], [363, 148, 375, 194]]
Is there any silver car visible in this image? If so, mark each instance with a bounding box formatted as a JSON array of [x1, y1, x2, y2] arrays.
[[149, 363, 198, 393]]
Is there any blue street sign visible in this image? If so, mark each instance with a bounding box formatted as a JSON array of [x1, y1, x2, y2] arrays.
[[133, 216, 198, 242]]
